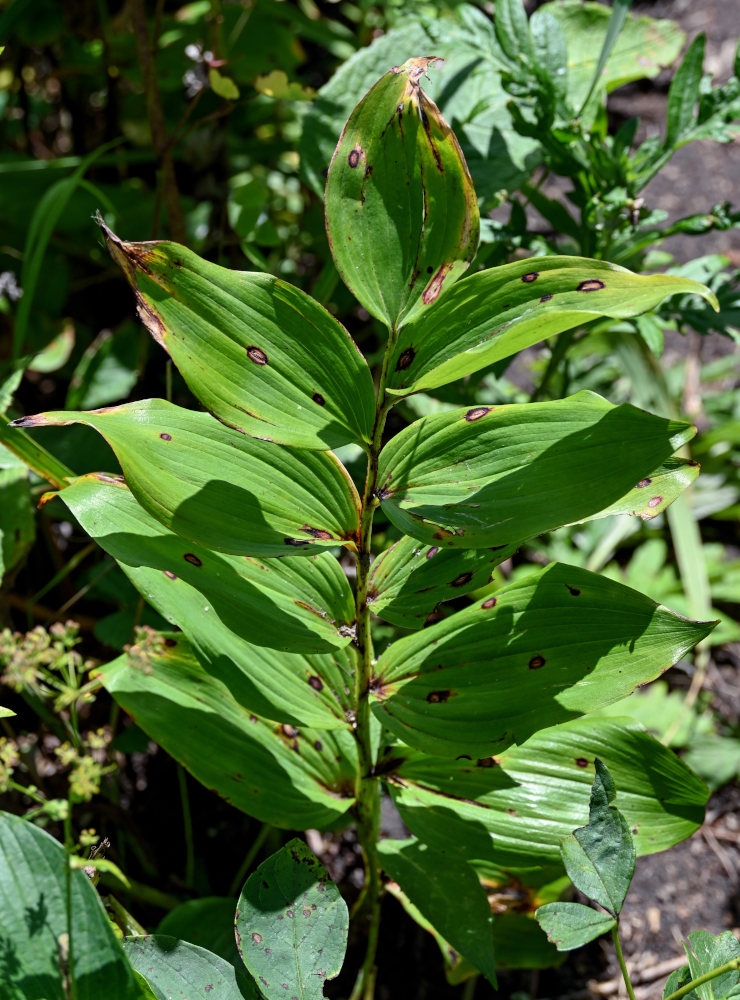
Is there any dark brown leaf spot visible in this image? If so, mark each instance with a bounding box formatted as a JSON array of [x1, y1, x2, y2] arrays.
[[521, 271, 539, 283], [635, 478, 652, 488], [539, 294, 553, 303], [528, 655, 546, 670], [249, 714, 258, 723], [476, 757, 496, 768], [312, 392, 326, 406], [481, 596, 497, 609], [426, 689, 453, 703], [303, 908, 311, 918], [281, 724, 299, 738], [577, 278, 605, 292], [286, 909, 294, 918], [450, 572, 473, 588], [246, 345, 268, 365], [566, 585, 581, 596], [423, 608, 443, 627], [395, 347, 416, 371], [252, 933, 262, 944], [284, 537, 309, 547], [159, 432, 172, 441], [308, 675, 324, 691], [163, 570, 177, 580], [164, 637, 178, 647], [647, 495, 663, 508], [464, 406, 493, 422], [348, 149, 360, 168], [314, 740, 323, 751], [183, 553, 202, 566], [301, 525, 333, 540], [575, 757, 589, 768], [426, 546, 440, 559]]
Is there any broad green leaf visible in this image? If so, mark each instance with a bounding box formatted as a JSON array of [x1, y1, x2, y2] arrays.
[[157, 898, 238, 961], [99, 635, 357, 829], [0, 811, 140, 1000], [372, 562, 714, 757], [665, 34, 705, 149], [16, 399, 361, 557], [679, 930, 740, 1000], [593, 457, 700, 522], [386, 257, 718, 395], [124, 936, 257, 1000], [377, 391, 695, 551], [100, 223, 374, 451], [325, 56, 479, 330], [235, 839, 348, 1000], [57, 474, 355, 655], [560, 760, 635, 916], [377, 838, 496, 987], [387, 716, 708, 868], [367, 534, 518, 629], [535, 902, 615, 952], [494, 0, 533, 63]]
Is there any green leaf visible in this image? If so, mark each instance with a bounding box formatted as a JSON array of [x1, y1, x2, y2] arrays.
[[677, 930, 740, 1000], [65, 324, 140, 411], [377, 390, 695, 550], [0, 443, 34, 581], [575, 0, 632, 116], [535, 902, 615, 952], [100, 222, 375, 451], [325, 56, 479, 330], [209, 67, 240, 100], [235, 839, 348, 1000], [57, 474, 355, 655], [377, 838, 496, 987], [494, 0, 533, 63], [17, 399, 361, 558], [156, 898, 239, 961], [576, 457, 700, 523], [665, 34, 705, 149], [99, 635, 356, 828], [367, 534, 518, 629], [529, 11, 568, 100], [664, 965, 695, 999], [124, 936, 257, 1000], [0, 811, 140, 1000], [372, 562, 714, 758], [559, 760, 635, 916], [387, 257, 718, 395], [387, 716, 708, 868]]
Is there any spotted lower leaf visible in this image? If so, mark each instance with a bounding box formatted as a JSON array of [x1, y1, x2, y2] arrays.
[[386, 716, 708, 868], [325, 57, 479, 331], [14, 399, 361, 558], [371, 562, 715, 757], [100, 222, 375, 451], [99, 635, 357, 828], [377, 390, 695, 549], [386, 256, 719, 395]]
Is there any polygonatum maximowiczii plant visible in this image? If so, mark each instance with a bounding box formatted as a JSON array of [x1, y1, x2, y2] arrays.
[[12, 57, 719, 993]]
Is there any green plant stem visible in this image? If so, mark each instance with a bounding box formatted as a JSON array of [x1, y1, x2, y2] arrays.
[[227, 822, 272, 898], [349, 338, 397, 1000], [177, 765, 195, 889], [664, 958, 740, 1000], [612, 925, 637, 1000]]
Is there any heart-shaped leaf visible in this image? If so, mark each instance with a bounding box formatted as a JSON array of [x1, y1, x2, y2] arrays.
[[100, 222, 375, 451], [377, 390, 695, 550], [124, 936, 258, 1000], [386, 716, 708, 868], [57, 474, 355, 655], [386, 257, 718, 395], [99, 635, 357, 829], [372, 562, 714, 757], [325, 56, 479, 330], [15, 399, 361, 557], [235, 839, 348, 1000]]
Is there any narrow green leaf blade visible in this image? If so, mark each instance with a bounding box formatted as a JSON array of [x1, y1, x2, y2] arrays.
[[377, 839, 496, 987], [57, 474, 355, 655], [98, 635, 356, 829], [325, 57, 479, 330], [377, 391, 695, 550], [387, 717, 708, 868], [0, 811, 140, 1000], [235, 839, 349, 1000], [561, 760, 635, 915], [665, 34, 705, 149], [16, 400, 360, 557], [101, 223, 375, 451], [372, 562, 714, 757], [386, 257, 718, 395], [535, 902, 615, 952], [367, 534, 518, 629], [123, 936, 258, 1000]]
